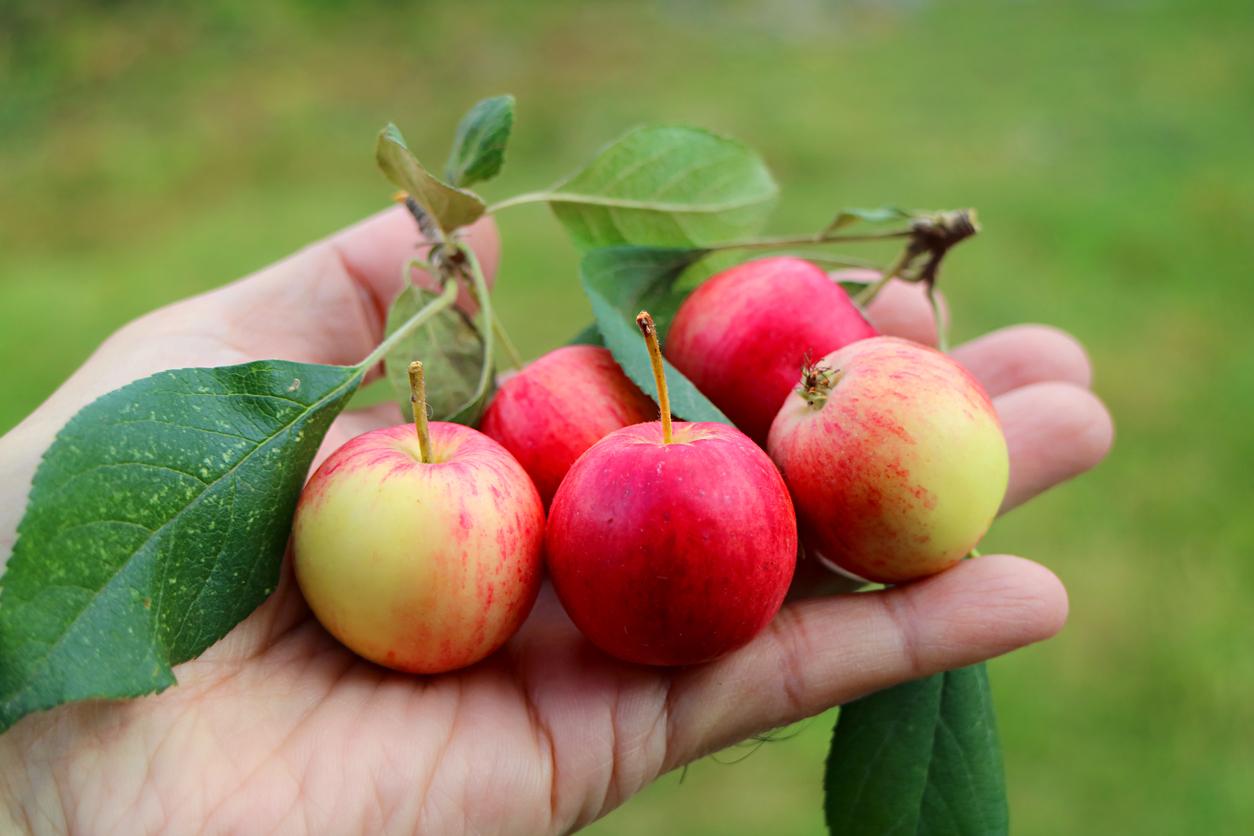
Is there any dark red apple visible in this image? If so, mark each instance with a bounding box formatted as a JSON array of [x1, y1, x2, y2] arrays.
[[545, 313, 797, 666], [481, 344, 657, 506], [665, 256, 878, 444]]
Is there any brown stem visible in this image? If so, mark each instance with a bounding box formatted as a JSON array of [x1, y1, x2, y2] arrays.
[[408, 361, 433, 463], [635, 311, 673, 444]]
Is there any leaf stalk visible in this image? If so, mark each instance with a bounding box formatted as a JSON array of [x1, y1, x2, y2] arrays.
[[357, 279, 459, 372]]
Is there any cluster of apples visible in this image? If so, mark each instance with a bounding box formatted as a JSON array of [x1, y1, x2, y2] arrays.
[[291, 256, 1009, 673]]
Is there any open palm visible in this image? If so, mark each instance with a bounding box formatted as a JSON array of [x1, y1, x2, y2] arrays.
[[0, 208, 1112, 834]]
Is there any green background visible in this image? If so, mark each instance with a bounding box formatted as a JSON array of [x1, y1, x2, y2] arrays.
[[3, 1, 1251, 832]]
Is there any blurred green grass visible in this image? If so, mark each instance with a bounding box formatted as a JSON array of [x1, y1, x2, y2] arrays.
[[2, 1, 1252, 833]]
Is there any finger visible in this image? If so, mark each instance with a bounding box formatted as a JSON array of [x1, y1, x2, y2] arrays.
[[952, 325, 1092, 397], [838, 271, 1095, 399], [996, 381, 1114, 512], [663, 555, 1067, 770], [0, 210, 499, 551], [785, 546, 865, 601], [325, 204, 501, 317], [834, 269, 946, 348], [27, 209, 497, 430], [192, 206, 500, 371]]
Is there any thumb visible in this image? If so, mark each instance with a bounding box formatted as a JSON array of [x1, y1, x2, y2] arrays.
[[197, 205, 500, 370], [0, 208, 499, 551], [13, 206, 499, 435]]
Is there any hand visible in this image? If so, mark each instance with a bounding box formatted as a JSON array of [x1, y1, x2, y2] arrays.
[[0, 208, 1112, 835]]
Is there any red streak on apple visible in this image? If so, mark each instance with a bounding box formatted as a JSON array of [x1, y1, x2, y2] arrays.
[[666, 256, 877, 444], [481, 345, 657, 507], [545, 421, 797, 666]]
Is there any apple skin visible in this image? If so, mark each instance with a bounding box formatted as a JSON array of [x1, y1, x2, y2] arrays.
[[665, 256, 878, 444], [767, 337, 1009, 584], [545, 421, 798, 666], [481, 345, 658, 507], [292, 422, 545, 673]]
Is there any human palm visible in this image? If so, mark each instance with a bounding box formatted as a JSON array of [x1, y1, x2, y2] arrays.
[[0, 209, 1112, 834]]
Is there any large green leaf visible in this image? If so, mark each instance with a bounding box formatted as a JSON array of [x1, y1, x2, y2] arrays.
[[0, 361, 362, 732], [580, 246, 728, 424], [549, 125, 778, 250], [377, 123, 485, 234], [444, 95, 515, 187], [824, 664, 1008, 836], [383, 285, 488, 422]]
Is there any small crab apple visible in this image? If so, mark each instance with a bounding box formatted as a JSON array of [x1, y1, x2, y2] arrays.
[[545, 312, 797, 666], [292, 362, 544, 674], [481, 345, 656, 507], [768, 337, 1009, 584], [665, 256, 878, 444]]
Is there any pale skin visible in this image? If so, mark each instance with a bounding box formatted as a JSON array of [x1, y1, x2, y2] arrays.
[[0, 208, 1113, 835]]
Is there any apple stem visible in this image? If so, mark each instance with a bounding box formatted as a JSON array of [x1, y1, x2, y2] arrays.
[[635, 311, 673, 444], [408, 361, 434, 464]]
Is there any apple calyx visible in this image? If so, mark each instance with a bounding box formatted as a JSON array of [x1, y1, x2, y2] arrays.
[[636, 310, 674, 444], [798, 362, 842, 409], [408, 360, 434, 463]]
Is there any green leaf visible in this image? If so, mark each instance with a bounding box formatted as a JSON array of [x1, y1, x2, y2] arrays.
[[824, 206, 911, 234], [824, 664, 1008, 836], [444, 95, 515, 187], [446, 368, 495, 427], [580, 246, 729, 423], [376, 123, 486, 234], [548, 125, 778, 250], [383, 285, 488, 422], [0, 361, 362, 732]]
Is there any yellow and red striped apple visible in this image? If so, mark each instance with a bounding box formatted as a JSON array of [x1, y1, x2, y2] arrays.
[[292, 421, 544, 673], [768, 337, 1008, 584]]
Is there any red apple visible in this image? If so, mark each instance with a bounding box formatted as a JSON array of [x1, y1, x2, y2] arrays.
[[666, 256, 878, 444], [545, 313, 797, 666], [767, 337, 1009, 584], [481, 345, 657, 506], [293, 364, 545, 673]]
